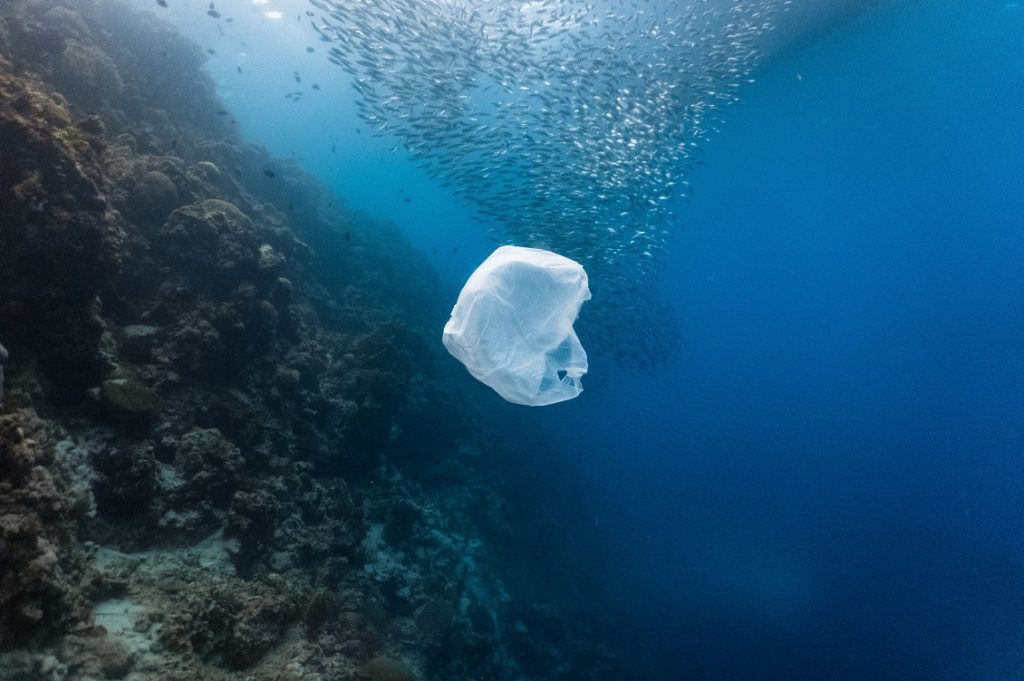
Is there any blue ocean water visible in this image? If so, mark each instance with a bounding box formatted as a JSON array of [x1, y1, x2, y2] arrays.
[[544, 2, 1024, 678], [135, 0, 1023, 678]]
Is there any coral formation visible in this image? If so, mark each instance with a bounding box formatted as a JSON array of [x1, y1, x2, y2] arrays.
[[128, 170, 179, 224], [0, 1, 621, 679], [0, 410, 92, 649]]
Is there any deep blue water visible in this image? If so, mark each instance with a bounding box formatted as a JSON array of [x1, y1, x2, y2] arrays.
[[139, 0, 1024, 678], [540, 2, 1024, 678]]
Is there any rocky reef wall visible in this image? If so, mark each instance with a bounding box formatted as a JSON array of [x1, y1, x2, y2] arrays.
[[0, 2, 619, 680]]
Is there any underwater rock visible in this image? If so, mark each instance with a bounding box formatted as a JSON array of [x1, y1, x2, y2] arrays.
[[118, 324, 160, 362], [358, 655, 419, 681], [0, 410, 88, 648], [167, 313, 227, 377], [128, 170, 178, 223], [58, 628, 133, 679], [0, 55, 126, 390], [97, 365, 163, 420], [414, 598, 456, 640], [199, 387, 269, 451], [158, 199, 264, 288], [303, 589, 341, 639], [173, 428, 244, 507], [283, 473, 363, 571], [275, 366, 302, 392], [383, 501, 421, 546], [160, 580, 301, 670], [57, 39, 124, 107], [183, 160, 227, 200], [230, 285, 281, 345], [192, 160, 221, 182], [258, 242, 286, 274], [75, 112, 105, 139], [91, 442, 158, 519], [271, 276, 293, 305], [224, 487, 278, 574]]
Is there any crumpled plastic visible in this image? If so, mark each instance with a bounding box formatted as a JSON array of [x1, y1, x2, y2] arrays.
[[442, 245, 591, 406]]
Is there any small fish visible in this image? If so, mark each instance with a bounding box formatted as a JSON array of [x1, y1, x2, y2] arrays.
[[344, 232, 352, 242], [312, 84, 320, 91], [216, 110, 228, 116], [171, 139, 177, 150], [403, 197, 411, 203], [306, 47, 315, 53], [156, 0, 168, 7], [207, 9, 221, 18], [288, 204, 294, 211], [264, 170, 276, 178], [331, 144, 336, 154], [206, 49, 216, 55], [236, 66, 242, 74]]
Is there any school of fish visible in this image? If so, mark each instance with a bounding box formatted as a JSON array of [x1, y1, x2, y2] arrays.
[[307, 0, 790, 369]]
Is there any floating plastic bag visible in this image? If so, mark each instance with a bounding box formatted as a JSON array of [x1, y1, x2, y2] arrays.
[[442, 245, 591, 406]]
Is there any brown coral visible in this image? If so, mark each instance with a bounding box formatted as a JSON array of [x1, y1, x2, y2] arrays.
[[0, 410, 89, 648], [0, 55, 125, 390]]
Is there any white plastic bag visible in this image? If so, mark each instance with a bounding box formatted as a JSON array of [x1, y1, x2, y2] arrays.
[[442, 246, 591, 406]]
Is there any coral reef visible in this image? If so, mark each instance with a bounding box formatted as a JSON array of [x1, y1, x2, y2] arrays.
[[0, 410, 97, 652], [0, 1, 621, 680]]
